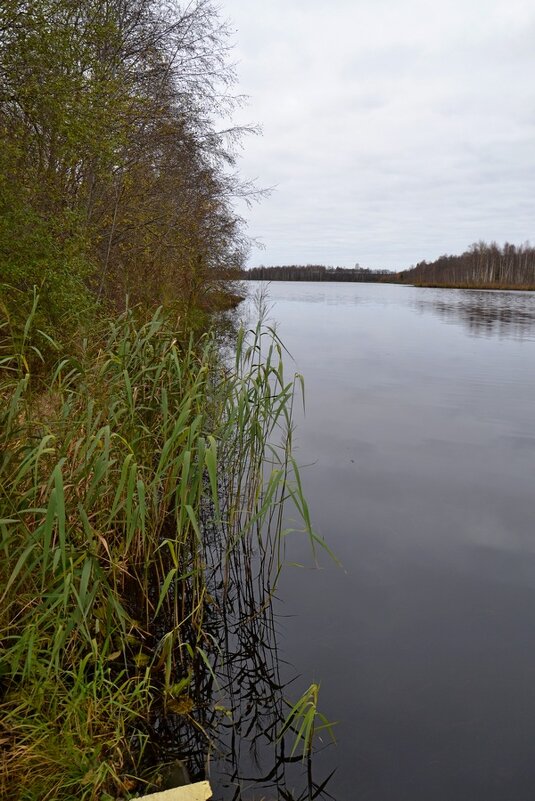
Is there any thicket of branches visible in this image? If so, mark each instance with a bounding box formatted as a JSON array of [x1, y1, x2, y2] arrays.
[[398, 242, 535, 289], [0, 0, 252, 331]]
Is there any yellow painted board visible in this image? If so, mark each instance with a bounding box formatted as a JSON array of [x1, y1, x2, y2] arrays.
[[137, 780, 212, 801]]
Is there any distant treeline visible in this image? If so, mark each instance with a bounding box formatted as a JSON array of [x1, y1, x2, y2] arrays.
[[244, 265, 392, 282], [396, 242, 535, 289], [245, 243, 535, 290]]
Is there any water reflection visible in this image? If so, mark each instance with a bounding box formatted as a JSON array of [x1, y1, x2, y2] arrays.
[[411, 289, 535, 340], [145, 506, 336, 801], [206, 541, 336, 801], [247, 280, 535, 801], [253, 280, 535, 341]]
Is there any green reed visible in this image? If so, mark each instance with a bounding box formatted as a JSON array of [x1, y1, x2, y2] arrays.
[[0, 296, 330, 799]]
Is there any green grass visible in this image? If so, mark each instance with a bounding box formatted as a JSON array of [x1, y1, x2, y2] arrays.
[[278, 683, 336, 760], [0, 294, 329, 799]]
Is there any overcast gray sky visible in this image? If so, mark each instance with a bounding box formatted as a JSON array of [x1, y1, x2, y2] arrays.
[[220, 0, 535, 269]]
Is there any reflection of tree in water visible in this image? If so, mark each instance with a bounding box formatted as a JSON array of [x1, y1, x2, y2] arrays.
[[146, 507, 336, 801], [413, 291, 535, 341]]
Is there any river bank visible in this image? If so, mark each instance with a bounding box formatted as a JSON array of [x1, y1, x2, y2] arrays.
[[0, 296, 326, 799], [394, 280, 535, 291], [244, 276, 535, 292]]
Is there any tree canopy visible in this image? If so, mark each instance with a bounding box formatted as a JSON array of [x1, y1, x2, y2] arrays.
[[0, 0, 251, 329], [397, 242, 535, 289]]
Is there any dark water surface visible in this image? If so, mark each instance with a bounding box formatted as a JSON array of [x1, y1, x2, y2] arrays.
[[244, 281, 535, 801]]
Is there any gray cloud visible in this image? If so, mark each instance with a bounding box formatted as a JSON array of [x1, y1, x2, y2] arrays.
[[222, 0, 535, 268]]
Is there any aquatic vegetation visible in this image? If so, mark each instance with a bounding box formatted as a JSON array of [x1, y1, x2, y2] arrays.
[[278, 684, 337, 761], [0, 297, 332, 799]]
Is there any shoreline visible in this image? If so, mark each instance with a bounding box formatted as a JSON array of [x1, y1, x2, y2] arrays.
[[396, 281, 535, 292], [242, 277, 535, 292]]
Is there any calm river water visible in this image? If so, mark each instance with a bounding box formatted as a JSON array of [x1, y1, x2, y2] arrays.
[[245, 281, 535, 801]]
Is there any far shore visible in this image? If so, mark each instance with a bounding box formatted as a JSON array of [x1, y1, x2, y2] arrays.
[[243, 277, 535, 292], [395, 280, 535, 292]]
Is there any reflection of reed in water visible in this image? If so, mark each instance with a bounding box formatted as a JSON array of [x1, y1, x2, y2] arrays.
[[143, 513, 337, 800], [412, 290, 535, 341], [215, 526, 338, 800]]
